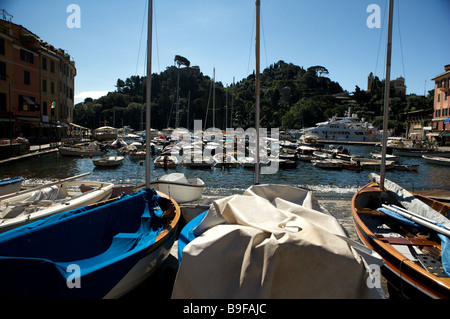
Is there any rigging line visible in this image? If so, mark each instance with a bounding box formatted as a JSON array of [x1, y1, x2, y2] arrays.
[[397, 0, 406, 78], [261, 11, 268, 70], [136, 0, 147, 75], [153, 0, 161, 73], [374, 0, 388, 81], [247, 6, 256, 77]]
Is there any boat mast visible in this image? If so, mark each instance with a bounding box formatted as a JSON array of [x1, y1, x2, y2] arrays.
[[255, 0, 261, 184], [145, 0, 153, 189], [380, 0, 394, 190]]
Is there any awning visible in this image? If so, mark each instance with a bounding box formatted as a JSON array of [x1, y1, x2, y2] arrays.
[[23, 96, 35, 105], [444, 118, 450, 124]]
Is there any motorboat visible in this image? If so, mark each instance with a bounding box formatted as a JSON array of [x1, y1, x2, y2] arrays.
[[59, 142, 106, 157], [300, 108, 382, 143], [311, 158, 343, 169], [150, 173, 204, 204], [93, 156, 124, 167], [422, 155, 450, 166], [212, 153, 239, 168]]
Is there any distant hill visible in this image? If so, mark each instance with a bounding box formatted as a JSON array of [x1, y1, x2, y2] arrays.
[[74, 59, 432, 134]]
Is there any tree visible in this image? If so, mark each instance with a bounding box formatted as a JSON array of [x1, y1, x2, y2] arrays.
[[174, 55, 190, 68]]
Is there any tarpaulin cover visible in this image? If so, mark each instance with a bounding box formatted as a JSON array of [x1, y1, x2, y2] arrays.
[[0, 189, 163, 299], [173, 184, 386, 299]]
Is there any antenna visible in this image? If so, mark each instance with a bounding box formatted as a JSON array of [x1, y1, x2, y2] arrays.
[[1, 9, 13, 22]]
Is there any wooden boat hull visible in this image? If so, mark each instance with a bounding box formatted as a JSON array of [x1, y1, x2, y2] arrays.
[[352, 182, 450, 298], [59, 146, 105, 157], [0, 189, 180, 299], [93, 156, 124, 167]]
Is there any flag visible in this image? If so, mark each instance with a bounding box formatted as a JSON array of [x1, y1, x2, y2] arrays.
[[49, 101, 56, 109]]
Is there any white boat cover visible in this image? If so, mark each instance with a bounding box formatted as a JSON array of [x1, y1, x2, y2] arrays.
[[172, 184, 386, 299]]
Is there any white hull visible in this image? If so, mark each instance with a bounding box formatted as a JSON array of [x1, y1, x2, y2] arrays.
[[151, 180, 204, 204], [0, 178, 23, 196], [0, 181, 113, 232], [93, 156, 124, 167], [422, 155, 450, 166], [59, 146, 105, 157]]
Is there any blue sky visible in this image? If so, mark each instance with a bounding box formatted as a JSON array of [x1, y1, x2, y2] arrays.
[[3, 0, 450, 104]]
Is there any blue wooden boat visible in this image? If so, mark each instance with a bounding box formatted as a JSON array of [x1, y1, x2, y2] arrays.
[[0, 188, 180, 299], [0, 177, 23, 196]]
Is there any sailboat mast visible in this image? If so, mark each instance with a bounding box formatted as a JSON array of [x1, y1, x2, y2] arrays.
[[145, 0, 153, 188], [380, 0, 394, 190], [255, 0, 261, 184]]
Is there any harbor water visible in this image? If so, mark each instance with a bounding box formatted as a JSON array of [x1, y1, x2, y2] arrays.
[[1, 143, 449, 199]]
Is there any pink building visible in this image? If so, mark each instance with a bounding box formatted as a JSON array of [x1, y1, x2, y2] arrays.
[[432, 64, 450, 145]]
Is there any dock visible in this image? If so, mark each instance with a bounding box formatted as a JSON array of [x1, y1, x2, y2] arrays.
[[0, 143, 60, 165]]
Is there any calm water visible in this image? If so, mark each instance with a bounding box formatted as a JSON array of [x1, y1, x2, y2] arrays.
[[1, 144, 449, 198]]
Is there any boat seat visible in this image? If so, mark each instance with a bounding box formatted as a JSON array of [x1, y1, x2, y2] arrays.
[[376, 234, 437, 247]]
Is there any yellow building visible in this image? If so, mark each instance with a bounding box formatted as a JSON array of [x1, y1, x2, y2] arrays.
[[0, 10, 76, 143]]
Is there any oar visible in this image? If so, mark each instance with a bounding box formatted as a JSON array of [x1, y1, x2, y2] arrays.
[[0, 172, 91, 201], [382, 204, 450, 238]]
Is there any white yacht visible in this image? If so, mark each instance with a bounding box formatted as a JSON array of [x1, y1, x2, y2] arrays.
[[299, 108, 382, 143]]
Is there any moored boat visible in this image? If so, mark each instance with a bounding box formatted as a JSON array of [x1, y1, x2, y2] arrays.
[[351, 174, 450, 298], [422, 155, 450, 166], [149, 173, 204, 204], [93, 156, 124, 167], [0, 173, 113, 233], [59, 142, 106, 157], [0, 188, 181, 298], [0, 177, 23, 196]]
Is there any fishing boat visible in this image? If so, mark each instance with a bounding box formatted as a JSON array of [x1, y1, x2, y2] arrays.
[[59, 142, 106, 157], [422, 155, 450, 167], [0, 188, 181, 298], [352, 174, 450, 298], [93, 155, 124, 167], [0, 177, 23, 196], [352, 0, 450, 298], [0, 173, 114, 233], [149, 173, 204, 204]]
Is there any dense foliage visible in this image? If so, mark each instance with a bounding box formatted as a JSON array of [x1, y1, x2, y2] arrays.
[[73, 59, 433, 135]]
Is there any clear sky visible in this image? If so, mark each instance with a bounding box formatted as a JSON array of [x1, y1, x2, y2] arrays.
[[3, 0, 450, 105]]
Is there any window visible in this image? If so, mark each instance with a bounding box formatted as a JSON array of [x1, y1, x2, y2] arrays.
[[42, 79, 47, 92], [50, 60, 55, 73], [0, 92, 6, 111], [445, 92, 448, 101], [19, 95, 36, 111], [24, 70, 30, 85], [42, 101, 47, 116], [42, 57, 47, 70], [0, 38, 4, 55], [0, 62, 6, 80], [438, 94, 441, 102], [20, 49, 34, 64], [51, 82, 55, 94]]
